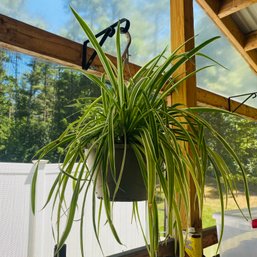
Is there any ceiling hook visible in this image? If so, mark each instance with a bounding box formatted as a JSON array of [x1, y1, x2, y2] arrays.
[[82, 18, 130, 70], [228, 92, 257, 112]]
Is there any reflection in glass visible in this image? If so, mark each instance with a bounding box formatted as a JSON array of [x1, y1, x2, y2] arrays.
[[193, 1, 257, 108], [0, 0, 170, 66], [0, 48, 100, 162]]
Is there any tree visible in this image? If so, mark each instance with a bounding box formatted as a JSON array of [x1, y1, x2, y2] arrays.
[[51, 69, 100, 140], [200, 112, 257, 178], [63, 0, 170, 64], [2, 58, 55, 161], [0, 50, 15, 156]]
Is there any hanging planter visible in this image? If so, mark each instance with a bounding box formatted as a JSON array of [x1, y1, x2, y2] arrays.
[[31, 6, 252, 257], [87, 144, 146, 201]]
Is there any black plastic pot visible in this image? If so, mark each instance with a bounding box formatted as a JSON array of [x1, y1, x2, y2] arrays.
[[88, 145, 147, 202]]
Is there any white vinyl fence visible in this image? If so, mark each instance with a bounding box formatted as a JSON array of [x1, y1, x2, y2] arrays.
[[0, 161, 147, 257]]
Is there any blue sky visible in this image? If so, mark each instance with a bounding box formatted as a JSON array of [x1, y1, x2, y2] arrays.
[[0, 0, 70, 34], [23, 0, 68, 33], [1, 0, 257, 106]]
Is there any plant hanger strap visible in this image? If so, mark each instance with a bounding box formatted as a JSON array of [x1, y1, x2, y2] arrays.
[[82, 18, 130, 70]]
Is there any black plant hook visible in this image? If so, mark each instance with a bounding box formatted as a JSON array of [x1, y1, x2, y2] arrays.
[[228, 92, 257, 112], [82, 18, 130, 70]]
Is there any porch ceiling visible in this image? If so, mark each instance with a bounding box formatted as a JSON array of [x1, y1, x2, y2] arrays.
[[196, 0, 257, 73]]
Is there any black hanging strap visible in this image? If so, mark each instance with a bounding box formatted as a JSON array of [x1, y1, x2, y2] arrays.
[[82, 18, 130, 70], [54, 244, 66, 257]]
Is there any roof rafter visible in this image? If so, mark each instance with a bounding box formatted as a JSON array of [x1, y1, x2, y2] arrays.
[[196, 0, 257, 73], [245, 30, 257, 51], [218, 0, 257, 18]]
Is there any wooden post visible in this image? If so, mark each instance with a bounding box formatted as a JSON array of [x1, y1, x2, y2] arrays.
[[170, 0, 201, 232], [170, 0, 196, 107]]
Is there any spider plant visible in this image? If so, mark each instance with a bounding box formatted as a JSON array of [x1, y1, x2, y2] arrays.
[[31, 7, 251, 257]]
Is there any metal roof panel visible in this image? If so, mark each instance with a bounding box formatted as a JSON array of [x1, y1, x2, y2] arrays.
[[232, 3, 257, 34]]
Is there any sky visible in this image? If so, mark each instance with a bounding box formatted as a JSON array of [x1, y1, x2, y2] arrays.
[[0, 0, 69, 32], [193, 1, 257, 107], [1, 0, 257, 107], [23, 0, 68, 33]]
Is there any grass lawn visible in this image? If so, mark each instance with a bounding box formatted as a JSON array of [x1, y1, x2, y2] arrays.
[[156, 176, 257, 256], [157, 176, 257, 230], [203, 176, 257, 256], [203, 176, 257, 228]]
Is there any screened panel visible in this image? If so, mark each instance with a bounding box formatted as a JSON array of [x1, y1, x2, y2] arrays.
[[199, 111, 257, 256], [0, 47, 100, 162], [0, 0, 170, 66]]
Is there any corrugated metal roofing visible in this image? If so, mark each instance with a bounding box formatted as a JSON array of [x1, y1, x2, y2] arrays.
[[232, 3, 257, 34]]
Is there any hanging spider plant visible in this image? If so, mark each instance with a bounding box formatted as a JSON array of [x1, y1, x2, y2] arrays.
[[31, 7, 251, 257]]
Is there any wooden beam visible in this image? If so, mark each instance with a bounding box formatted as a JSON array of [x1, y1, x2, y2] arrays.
[[107, 239, 175, 257], [200, 0, 221, 14], [245, 30, 257, 51], [0, 14, 140, 79], [108, 226, 218, 257], [196, 1, 245, 46], [196, 0, 257, 73], [202, 226, 218, 248], [197, 87, 257, 120], [222, 16, 246, 45], [218, 0, 257, 18]]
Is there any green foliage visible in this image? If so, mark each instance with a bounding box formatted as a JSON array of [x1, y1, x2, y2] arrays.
[[66, 0, 170, 64], [200, 112, 257, 177], [0, 51, 100, 162], [3, 119, 49, 162], [31, 8, 251, 257], [52, 69, 100, 139], [0, 50, 14, 153]]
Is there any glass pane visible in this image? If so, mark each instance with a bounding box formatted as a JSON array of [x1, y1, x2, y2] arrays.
[[200, 111, 257, 227], [0, 47, 100, 162], [0, 46, 147, 256], [0, 0, 170, 66], [194, 1, 257, 108]]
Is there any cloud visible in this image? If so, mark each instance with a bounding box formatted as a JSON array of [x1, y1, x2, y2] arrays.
[[0, 0, 29, 20], [0, 0, 47, 30], [1, 0, 25, 11], [65, 0, 170, 65]]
